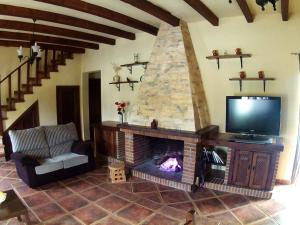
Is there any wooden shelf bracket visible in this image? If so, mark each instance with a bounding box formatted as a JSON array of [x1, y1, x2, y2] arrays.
[[229, 77, 275, 92]]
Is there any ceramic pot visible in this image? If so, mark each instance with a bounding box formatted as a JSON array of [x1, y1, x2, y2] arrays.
[[258, 71, 265, 79], [113, 74, 120, 82], [212, 50, 219, 56], [239, 71, 246, 79], [235, 48, 242, 55]]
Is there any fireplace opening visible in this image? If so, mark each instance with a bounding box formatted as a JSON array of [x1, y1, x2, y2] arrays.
[[134, 137, 184, 182]]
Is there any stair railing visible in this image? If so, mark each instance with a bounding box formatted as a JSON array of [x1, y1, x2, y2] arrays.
[[0, 49, 70, 135]]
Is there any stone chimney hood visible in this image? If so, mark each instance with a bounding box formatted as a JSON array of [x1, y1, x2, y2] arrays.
[[131, 21, 210, 132]]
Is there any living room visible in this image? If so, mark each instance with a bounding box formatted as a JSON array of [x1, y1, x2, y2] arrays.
[[0, 0, 299, 224]]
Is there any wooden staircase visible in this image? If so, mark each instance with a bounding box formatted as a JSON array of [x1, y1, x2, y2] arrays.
[[0, 49, 76, 134]]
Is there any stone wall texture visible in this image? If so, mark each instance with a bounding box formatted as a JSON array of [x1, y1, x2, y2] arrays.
[[130, 21, 210, 131]]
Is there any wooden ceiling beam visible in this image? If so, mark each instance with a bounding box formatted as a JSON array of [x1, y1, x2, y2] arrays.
[[0, 19, 115, 45], [281, 0, 289, 21], [34, 0, 158, 35], [0, 4, 135, 40], [120, 0, 180, 26], [184, 0, 219, 26], [0, 40, 85, 53], [0, 31, 99, 50], [236, 0, 254, 23]]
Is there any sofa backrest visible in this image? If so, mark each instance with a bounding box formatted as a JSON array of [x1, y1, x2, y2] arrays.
[[8, 126, 50, 159], [44, 122, 79, 157]]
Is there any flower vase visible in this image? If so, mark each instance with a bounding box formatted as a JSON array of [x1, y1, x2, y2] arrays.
[[118, 113, 124, 124]]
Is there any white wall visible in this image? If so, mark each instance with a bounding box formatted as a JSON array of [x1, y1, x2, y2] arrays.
[[82, 13, 300, 181]]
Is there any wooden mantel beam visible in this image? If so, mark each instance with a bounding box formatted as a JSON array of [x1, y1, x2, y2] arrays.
[[0, 19, 115, 45], [0, 4, 135, 40], [120, 0, 180, 26], [236, 0, 254, 23], [0, 40, 85, 53], [184, 0, 219, 26], [34, 0, 158, 35], [281, 0, 289, 21], [0, 31, 99, 50]]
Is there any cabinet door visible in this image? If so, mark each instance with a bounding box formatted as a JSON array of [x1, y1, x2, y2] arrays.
[[249, 152, 271, 189], [232, 151, 253, 187], [102, 129, 117, 158]]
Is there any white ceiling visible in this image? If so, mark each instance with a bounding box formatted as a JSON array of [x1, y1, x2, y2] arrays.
[[0, 0, 297, 41]]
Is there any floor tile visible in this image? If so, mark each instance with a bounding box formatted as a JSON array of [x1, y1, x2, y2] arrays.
[[97, 195, 130, 212], [160, 190, 189, 203], [14, 184, 38, 197], [136, 198, 162, 210], [117, 204, 153, 224], [271, 209, 300, 225], [142, 214, 179, 225], [84, 176, 105, 185], [252, 218, 277, 225], [116, 190, 140, 202], [219, 194, 250, 209], [232, 205, 265, 224], [114, 183, 132, 192], [95, 216, 129, 225], [159, 206, 186, 221], [212, 190, 230, 196], [168, 202, 194, 212], [0, 178, 22, 191], [66, 180, 93, 192], [58, 194, 89, 211], [138, 192, 162, 203], [7, 171, 19, 179], [45, 183, 73, 200], [256, 199, 285, 216], [45, 215, 82, 225], [188, 188, 215, 200], [80, 186, 110, 201], [156, 184, 176, 192], [132, 182, 158, 192], [208, 211, 241, 225], [0, 169, 12, 177], [100, 183, 122, 193], [34, 203, 65, 221], [23, 192, 52, 207], [194, 198, 227, 215], [72, 204, 107, 224]]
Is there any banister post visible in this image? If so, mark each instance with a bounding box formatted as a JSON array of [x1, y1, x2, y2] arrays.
[[26, 61, 30, 92], [8, 76, 12, 110], [44, 49, 48, 78], [17, 68, 21, 100], [36, 57, 40, 85], [52, 50, 56, 71]]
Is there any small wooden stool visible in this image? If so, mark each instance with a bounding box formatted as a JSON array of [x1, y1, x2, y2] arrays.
[[108, 162, 126, 183]]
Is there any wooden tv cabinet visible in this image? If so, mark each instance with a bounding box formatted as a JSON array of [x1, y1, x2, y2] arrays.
[[206, 133, 284, 191]]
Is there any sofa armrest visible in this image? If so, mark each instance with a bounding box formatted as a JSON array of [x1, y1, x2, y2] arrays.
[[71, 141, 95, 170], [11, 152, 40, 167], [71, 141, 92, 155]]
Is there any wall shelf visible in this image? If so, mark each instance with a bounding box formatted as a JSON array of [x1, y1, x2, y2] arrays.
[[206, 54, 251, 69], [229, 77, 275, 92], [120, 61, 149, 74], [109, 81, 139, 91]]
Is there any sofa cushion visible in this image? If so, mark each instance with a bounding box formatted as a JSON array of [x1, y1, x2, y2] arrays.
[[9, 127, 50, 159], [44, 123, 79, 157], [35, 158, 64, 175], [51, 153, 88, 169]]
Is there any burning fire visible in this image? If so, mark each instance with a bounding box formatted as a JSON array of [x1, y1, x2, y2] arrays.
[[159, 158, 182, 172]]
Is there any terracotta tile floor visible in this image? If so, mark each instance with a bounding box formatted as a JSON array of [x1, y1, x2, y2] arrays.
[[0, 159, 298, 225]]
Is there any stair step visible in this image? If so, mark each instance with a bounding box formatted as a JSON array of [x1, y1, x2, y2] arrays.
[[7, 98, 25, 103], [1, 105, 16, 111], [14, 90, 33, 95]]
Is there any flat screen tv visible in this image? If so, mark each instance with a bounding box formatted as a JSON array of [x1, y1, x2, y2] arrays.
[[226, 96, 281, 136]]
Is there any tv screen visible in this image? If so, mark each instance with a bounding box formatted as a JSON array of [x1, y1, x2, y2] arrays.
[[226, 96, 281, 136]]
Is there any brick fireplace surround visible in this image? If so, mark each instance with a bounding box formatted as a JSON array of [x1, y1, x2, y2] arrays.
[[117, 124, 218, 191]]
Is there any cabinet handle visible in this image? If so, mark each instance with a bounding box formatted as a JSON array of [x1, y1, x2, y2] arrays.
[[252, 166, 256, 171], [248, 165, 251, 170]]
